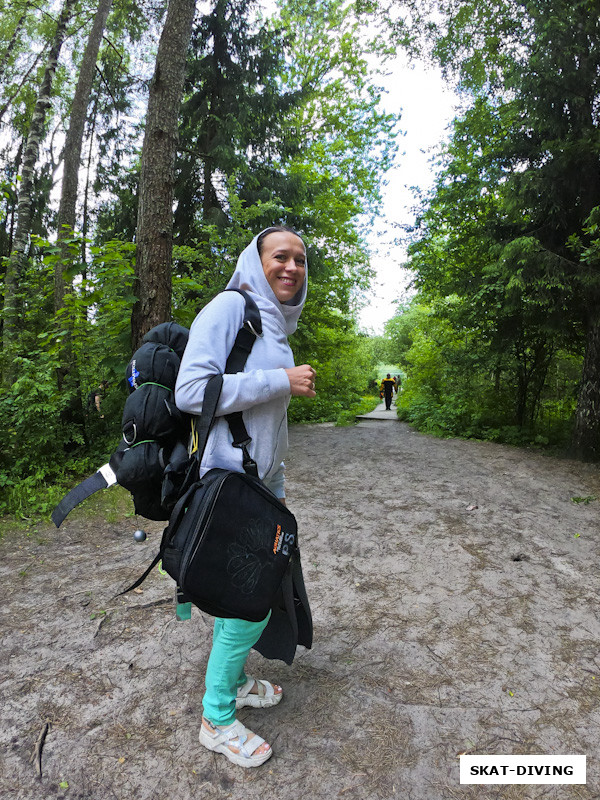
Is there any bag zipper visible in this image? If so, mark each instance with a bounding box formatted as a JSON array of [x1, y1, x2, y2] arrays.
[[179, 474, 227, 580]]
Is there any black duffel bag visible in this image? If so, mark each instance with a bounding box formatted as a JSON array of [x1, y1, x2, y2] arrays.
[[161, 469, 297, 621], [115, 440, 167, 490], [143, 322, 189, 360]]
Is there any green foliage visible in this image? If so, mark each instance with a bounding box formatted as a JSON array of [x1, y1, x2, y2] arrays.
[[0, 348, 106, 516], [381, 0, 600, 457], [0, 0, 401, 516], [36, 235, 137, 381], [388, 295, 582, 448], [288, 298, 381, 423], [0, 236, 136, 515], [571, 495, 597, 505], [362, 335, 394, 369], [171, 185, 286, 326], [335, 394, 381, 426]]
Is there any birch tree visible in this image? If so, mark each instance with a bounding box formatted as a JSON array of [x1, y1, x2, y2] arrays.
[[2, 0, 76, 381], [0, 3, 31, 86]]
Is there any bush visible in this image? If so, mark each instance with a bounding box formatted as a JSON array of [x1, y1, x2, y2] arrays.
[[335, 394, 380, 426]]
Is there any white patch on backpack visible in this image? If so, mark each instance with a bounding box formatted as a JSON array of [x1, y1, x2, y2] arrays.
[[128, 360, 140, 390]]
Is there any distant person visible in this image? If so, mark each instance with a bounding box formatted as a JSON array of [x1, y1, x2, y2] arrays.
[[380, 374, 395, 410], [87, 381, 109, 418], [393, 375, 400, 394]]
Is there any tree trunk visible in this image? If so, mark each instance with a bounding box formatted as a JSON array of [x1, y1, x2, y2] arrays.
[[2, 0, 76, 382], [6, 138, 24, 256], [55, 0, 113, 312], [81, 96, 99, 281], [53, 0, 112, 439], [513, 338, 529, 428], [131, 0, 196, 352], [571, 313, 600, 461]]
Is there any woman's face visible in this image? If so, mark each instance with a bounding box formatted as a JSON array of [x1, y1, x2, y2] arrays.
[[260, 231, 306, 303]]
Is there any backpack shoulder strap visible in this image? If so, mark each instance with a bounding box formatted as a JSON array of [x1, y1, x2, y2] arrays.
[[223, 288, 262, 373], [192, 289, 262, 475]]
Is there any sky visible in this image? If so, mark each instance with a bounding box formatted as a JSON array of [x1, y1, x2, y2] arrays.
[[357, 56, 458, 334]]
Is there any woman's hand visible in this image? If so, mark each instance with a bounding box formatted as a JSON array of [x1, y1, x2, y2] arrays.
[[285, 364, 316, 397]]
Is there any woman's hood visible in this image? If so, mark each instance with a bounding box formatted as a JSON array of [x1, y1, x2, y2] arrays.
[[226, 230, 308, 335]]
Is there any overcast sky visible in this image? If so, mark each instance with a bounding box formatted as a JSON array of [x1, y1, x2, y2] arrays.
[[358, 56, 458, 334]]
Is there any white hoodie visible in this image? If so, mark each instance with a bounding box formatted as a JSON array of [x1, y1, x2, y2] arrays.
[[175, 231, 307, 498]]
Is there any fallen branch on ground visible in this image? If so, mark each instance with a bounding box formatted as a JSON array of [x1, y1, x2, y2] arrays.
[[30, 720, 50, 777]]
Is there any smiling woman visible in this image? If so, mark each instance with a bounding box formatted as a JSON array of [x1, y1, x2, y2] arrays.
[[256, 227, 307, 304], [174, 227, 316, 767]]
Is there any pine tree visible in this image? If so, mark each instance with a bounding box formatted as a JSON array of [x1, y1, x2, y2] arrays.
[[131, 0, 196, 350]]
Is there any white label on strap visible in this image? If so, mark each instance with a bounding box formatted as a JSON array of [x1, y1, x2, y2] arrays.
[[99, 463, 118, 486]]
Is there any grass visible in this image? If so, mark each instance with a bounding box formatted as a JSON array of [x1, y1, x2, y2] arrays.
[[335, 394, 381, 425], [0, 483, 136, 541]]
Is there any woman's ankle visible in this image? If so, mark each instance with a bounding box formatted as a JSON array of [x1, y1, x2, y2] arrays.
[[202, 716, 235, 731]]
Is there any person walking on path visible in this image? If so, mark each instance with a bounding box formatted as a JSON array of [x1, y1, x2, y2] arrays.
[[380, 373, 395, 410], [175, 226, 316, 768]]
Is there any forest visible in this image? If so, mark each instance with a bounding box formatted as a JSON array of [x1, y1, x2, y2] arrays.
[[0, 0, 598, 517], [386, 0, 600, 465]]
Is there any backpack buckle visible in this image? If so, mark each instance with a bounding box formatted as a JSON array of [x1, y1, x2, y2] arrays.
[[231, 437, 252, 449], [243, 320, 263, 338]]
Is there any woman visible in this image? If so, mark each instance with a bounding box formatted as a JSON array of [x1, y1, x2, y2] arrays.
[[175, 226, 316, 768]]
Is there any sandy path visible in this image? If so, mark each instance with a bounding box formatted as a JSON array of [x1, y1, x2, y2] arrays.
[[1, 420, 599, 800]]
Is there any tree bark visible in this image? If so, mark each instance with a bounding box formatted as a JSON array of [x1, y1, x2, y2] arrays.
[[81, 96, 99, 280], [55, 0, 113, 313], [131, 0, 196, 352], [2, 0, 76, 382], [571, 313, 600, 461]]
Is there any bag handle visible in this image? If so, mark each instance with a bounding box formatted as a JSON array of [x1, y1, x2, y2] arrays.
[[192, 373, 223, 465]]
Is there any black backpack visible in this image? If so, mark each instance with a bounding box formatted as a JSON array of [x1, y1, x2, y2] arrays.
[[52, 290, 261, 527]]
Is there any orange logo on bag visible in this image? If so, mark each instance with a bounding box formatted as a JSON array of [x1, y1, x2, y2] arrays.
[[273, 524, 282, 554]]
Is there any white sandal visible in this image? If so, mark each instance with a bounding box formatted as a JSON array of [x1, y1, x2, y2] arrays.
[[199, 718, 272, 768], [235, 677, 283, 709]]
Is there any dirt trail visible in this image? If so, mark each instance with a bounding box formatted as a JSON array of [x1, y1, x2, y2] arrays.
[[1, 419, 599, 800]]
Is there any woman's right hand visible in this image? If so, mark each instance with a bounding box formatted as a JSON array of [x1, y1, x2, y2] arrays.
[[285, 364, 316, 397]]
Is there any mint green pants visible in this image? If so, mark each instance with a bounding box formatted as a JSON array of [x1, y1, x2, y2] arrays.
[[202, 611, 271, 726]]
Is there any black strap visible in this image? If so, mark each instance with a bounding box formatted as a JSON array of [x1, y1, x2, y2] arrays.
[[51, 469, 111, 527], [225, 412, 258, 477], [225, 327, 258, 374], [195, 289, 261, 477], [227, 288, 262, 338], [116, 480, 198, 596], [193, 374, 223, 465], [226, 289, 260, 476], [115, 550, 163, 596]]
